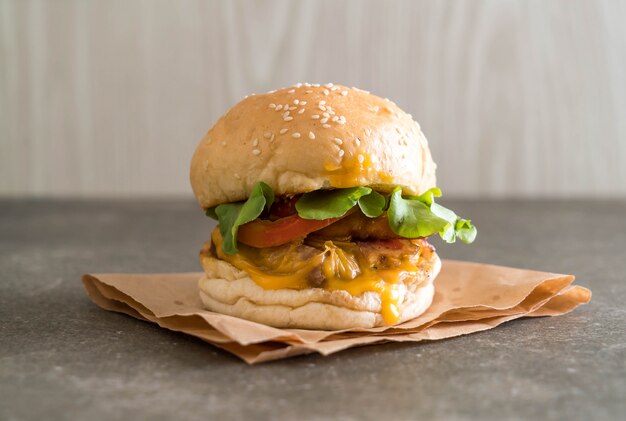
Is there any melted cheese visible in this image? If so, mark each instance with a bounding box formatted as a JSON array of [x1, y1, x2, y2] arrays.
[[211, 229, 422, 325], [325, 152, 392, 188]]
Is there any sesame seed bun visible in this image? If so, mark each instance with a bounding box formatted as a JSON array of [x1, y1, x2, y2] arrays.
[[190, 83, 437, 209]]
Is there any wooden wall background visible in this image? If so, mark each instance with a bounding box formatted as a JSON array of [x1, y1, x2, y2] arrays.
[[1, 0, 625, 198]]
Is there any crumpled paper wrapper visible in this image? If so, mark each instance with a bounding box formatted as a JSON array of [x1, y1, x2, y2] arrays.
[[82, 260, 590, 364]]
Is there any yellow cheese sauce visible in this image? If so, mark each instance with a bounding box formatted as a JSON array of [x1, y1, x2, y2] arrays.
[[211, 229, 424, 325], [325, 152, 393, 188]]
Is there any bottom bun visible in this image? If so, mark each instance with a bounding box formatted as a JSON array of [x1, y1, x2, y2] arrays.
[[198, 251, 441, 330]]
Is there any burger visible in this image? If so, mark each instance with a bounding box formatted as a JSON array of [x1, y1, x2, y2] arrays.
[[190, 83, 476, 330]]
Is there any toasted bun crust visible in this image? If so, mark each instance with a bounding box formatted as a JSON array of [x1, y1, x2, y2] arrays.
[[190, 83, 437, 208], [197, 251, 440, 330]]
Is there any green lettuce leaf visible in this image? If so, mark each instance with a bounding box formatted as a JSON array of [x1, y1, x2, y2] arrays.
[[388, 187, 450, 238], [208, 183, 476, 253], [357, 190, 386, 217], [205, 207, 218, 220], [213, 181, 274, 254], [295, 187, 376, 219], [388, 187, 477, 244], [455, 218, 478, 244], [413, 187, 442, 205]]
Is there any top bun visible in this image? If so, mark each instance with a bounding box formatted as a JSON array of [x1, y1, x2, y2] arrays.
[[190, 83, 437, 209]]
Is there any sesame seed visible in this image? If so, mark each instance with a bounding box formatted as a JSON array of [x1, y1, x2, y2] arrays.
[[338, 150, 345, 157], [337, 119, 345, 125], [284, 104, 289, 109], [305, 90, 313, 94], [341, 90, 348, 96], [298, 108, 305, 114], [356, 138, 361, 145], [288, 106, 297, 111], [319, 100, 326, 105], [276, 105, 283, 111], [280, 128, 288, 134], [357, 154, 364, 163], [324, 89, 329, 95], [268, 89, 276, 94], [264, 132, 272, 139], [300, 101, 307, 105], [333, 138, 343, 145], [292, 132, 301, 139], [311, 114, 320, 119], [295, 83, 303, 87], [252, 138, 258, 146], [293, 99, 299, 105], [252, 149, 261, 155], [365, 128, 372, 136], [325, 83, 334, 88], [319, 105, 327, 111], [320, 118, 328, 123], [269, 103, 276, 109], [288, 89, 295, 93], [312, 83, 320, 87], [322, 112, 330, 118], [309, 131, 315, 139], [331, 116, 339, 122], [283, 111, 290, 118], [284, 116, 294, 121], [323, 124, 331, 128], [331, 86, 339, 91], [270, 134, 275, 142], [304, 83, 311, 87]]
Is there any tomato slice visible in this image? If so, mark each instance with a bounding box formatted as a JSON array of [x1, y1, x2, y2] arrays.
[[238, 214, 346, 248]]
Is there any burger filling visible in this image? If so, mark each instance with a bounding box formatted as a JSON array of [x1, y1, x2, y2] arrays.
[[204, 182, 476, 324]]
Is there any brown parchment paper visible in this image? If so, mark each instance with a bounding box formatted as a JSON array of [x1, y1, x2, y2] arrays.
[[81, 260, 591, 364]]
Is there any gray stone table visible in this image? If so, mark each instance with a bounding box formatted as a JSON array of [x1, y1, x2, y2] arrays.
[[1, 199, 624, 420]]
